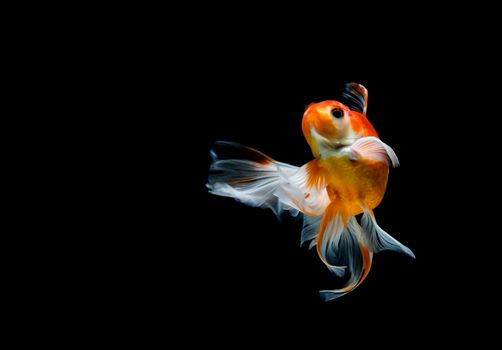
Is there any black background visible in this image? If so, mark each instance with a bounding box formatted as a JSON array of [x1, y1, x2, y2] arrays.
[[12, 5, 500, 346]]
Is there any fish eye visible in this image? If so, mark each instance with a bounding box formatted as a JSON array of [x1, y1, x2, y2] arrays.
[[331, 107, 344, 119]]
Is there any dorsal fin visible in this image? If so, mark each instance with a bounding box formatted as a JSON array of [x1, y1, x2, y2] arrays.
[[340, 83, 368, 114]]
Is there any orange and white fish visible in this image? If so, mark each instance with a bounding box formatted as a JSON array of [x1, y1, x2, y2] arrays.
[[207, 83, 415, 301]]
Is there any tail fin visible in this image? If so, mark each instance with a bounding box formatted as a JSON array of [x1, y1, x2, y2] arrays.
[[312, 204, 414, 301], [207, 141, 329, 218], [313, 204, 373, 301], [360, 207, 415, 259]]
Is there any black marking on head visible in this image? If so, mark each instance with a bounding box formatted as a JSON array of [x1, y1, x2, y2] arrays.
[[340, 83, 368, 114]]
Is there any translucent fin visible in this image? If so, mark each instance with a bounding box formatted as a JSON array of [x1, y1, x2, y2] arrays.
[[350, 136, 400, 167], [360, 208, 415, 259], [319, 241, 372, 301], [208, 142, 299, 217], [208, 142, 329, 218], [301, 214, 322, 248], [315, 205, 374, 301], [274, 161, 330, 216], [316, 212, 348, 277]]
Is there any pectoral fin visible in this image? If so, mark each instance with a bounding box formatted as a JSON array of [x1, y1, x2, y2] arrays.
[[349, 136, 400, 167]]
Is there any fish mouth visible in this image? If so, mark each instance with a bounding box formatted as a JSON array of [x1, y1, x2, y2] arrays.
[[332, 143, 347, 151], [332, 139, 356, 150]]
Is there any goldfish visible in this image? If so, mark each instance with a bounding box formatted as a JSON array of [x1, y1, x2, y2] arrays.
[[207, 83, 415, 301]]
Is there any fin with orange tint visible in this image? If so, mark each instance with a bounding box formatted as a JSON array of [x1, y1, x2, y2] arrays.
[[314, 204, 374, 301], [208, 142, 330, 218], [315, 204, 415, 301], [319, 240, 373, 301], [208, 141, 300, 217], [274, 160, 330, 216]]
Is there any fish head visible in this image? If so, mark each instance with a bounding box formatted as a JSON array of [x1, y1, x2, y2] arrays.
[[302, 84, 378, 157]]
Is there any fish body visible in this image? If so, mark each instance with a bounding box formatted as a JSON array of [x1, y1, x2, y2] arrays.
[[319, 154, 388, 215], [208, 83, 414, 301]]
